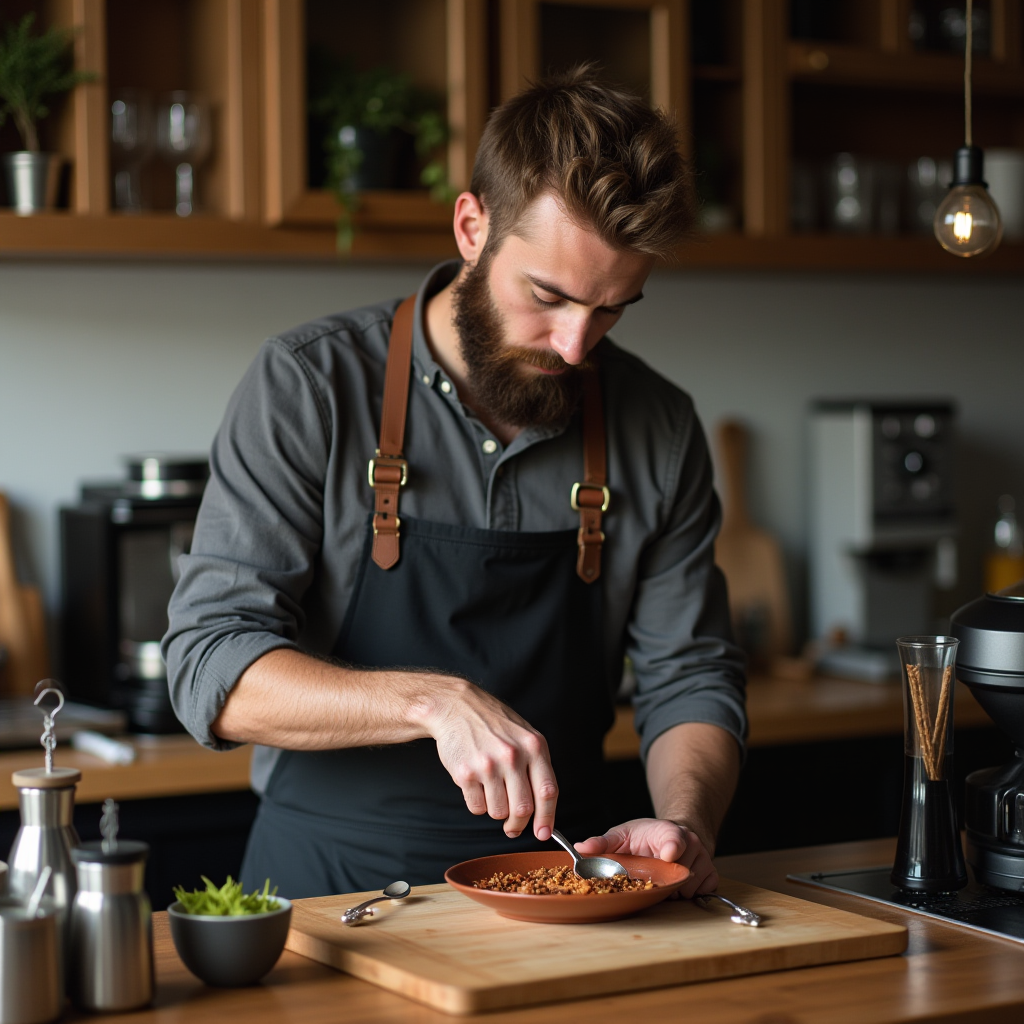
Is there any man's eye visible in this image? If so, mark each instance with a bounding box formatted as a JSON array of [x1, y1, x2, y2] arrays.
[[531, 292, 560, 308]]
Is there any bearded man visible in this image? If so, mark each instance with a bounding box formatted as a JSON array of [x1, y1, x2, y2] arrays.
[[163, 68, 747, 898]]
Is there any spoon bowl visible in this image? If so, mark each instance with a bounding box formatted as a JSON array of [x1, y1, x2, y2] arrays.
[[551, 829, 629, 879], [342, 880, 412, 924]]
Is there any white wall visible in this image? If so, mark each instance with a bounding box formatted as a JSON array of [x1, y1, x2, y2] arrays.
[[1, 259, 1021, 654]]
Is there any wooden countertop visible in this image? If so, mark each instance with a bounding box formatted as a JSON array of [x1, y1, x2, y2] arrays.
[[0, 736, 252, 811], [0, 675, 994, 811], [602, 674, 991, 759], [70, 836, 1024, 1023]]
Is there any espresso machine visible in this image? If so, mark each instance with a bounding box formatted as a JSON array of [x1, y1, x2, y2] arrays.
[[809, 399, 957, 679], [60, 455, 208, 732], [952, 581, 1024, 890]]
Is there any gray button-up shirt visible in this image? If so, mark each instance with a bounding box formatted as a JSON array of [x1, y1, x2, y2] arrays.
[[164, 262, 747, 792]]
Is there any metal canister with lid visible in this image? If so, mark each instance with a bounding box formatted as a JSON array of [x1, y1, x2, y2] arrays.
[[68, 801, 153, 1011], [6, 766, 81, 932]]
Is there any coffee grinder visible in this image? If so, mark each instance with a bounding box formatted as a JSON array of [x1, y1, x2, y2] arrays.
[[951, 580, 1024, 890], [809, 399, 958, 679]]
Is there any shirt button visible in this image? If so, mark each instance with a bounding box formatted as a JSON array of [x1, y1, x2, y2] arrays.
[[440, 380, 452, 394], [422, 375, 430, 385], [482, 439, 498, 455]]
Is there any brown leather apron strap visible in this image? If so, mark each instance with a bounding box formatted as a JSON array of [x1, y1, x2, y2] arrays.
[[371, 295, 610, 579], [574, 369, 609, 584], [370, 295, 416, 570]]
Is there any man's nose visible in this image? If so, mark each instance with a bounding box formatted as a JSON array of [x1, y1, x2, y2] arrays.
[[549, 314, 592, 365]]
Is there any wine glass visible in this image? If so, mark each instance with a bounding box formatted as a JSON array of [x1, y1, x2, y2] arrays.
[[155, 92, 212, 216], [110, 89, 155, 212]]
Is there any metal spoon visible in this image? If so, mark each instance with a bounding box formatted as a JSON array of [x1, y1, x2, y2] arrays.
[[341, 880, 412, 924], [694, 892, 761, 927], [551, 829, 629, 879]]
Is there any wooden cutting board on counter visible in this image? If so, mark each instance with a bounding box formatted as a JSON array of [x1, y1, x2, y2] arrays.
[[286, 877, 906, 1015]]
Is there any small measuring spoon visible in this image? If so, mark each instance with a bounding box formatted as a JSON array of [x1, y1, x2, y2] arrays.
[[341, 880, 412, 924], [694, 892, 762, 927], [551, 829, 629, 879]]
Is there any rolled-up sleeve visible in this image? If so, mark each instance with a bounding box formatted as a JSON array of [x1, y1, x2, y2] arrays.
[[162, 338, 330, 749], [627, 411, 747, 762]]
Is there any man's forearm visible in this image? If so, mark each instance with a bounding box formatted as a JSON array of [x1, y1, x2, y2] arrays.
[[212, 648, 462, 749], [645, 721, 741, 857]]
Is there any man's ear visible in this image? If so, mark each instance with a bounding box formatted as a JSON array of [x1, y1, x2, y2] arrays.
[[452, 192, 489, 262]]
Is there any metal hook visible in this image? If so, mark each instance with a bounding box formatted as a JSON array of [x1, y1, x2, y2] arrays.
[[34, 685, 65, 773], [34, 686, 65, 717]]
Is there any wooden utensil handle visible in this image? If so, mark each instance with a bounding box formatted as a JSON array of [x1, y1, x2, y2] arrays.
[[717, 419, 751, 530], [0, 492, 38, 695]]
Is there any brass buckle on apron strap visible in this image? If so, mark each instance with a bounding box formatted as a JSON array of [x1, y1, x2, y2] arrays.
[[570, 482, 610, 512]]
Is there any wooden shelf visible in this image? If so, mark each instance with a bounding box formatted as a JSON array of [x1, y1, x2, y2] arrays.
[[676, 233, 1024, 272], [3, 212, 1023, 270], [789, 41, 1024, 95], [0, 205, 458, 261]]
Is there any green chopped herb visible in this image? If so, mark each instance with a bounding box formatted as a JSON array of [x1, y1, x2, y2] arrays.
[[173, 876, 279, 916]]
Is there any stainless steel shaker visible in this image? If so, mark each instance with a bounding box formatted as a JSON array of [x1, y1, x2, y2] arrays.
[[6, 768, 81, 934], [0, 900, 62, 1024], [68, 824, 153, 1010]]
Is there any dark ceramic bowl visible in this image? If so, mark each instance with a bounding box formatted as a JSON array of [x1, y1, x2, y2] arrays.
[[167, 898, 292, 987], [445, 852, 690, 924]]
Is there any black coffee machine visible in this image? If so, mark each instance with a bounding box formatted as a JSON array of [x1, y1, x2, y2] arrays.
[[951, 579, 1024, 890], [60, 455, 208, 733]]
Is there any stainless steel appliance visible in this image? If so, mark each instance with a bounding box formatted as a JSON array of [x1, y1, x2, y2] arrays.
[[809, 400, 957, 678], [60, 455, 207, 733], [951, 581, 1024, 889]]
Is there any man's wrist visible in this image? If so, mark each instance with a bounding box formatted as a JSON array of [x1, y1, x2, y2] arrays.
[[405, 672, 472, 736], [663, 814, 716, 857]]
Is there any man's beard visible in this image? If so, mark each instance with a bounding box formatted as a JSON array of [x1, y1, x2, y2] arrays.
[[451, 256, 589, 429]]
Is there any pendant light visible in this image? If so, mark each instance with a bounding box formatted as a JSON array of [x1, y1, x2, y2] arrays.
[[933, 0, 1002, 257]]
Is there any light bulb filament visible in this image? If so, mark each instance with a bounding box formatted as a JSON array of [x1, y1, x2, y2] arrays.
[[953, 210, 973, 242]]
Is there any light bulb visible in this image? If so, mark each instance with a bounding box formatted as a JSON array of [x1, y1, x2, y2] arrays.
[[933, 146, 1003, 257]]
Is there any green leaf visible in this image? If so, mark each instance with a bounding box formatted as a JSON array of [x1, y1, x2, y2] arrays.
[[0, 12, 97, 151], [173, 877, 280, 916]]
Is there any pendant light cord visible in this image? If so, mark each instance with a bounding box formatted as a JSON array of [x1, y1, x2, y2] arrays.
[[965, 0, 973, 146]]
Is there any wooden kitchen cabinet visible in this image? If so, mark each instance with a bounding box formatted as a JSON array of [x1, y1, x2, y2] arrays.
[[1, 0, 1023, 269]]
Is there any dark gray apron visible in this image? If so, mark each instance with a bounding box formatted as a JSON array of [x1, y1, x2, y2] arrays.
[[240, 299, 614, 898]]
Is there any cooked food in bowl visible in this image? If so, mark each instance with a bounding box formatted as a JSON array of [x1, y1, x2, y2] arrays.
[[474, 865, 656, 895], [446, 852, 689, 923]]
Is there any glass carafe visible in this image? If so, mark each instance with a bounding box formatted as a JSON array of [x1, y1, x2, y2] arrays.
[[891, 636, 968, 892]]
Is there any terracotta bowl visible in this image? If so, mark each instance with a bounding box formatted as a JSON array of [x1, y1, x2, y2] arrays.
[[445, 852, 690, 924]]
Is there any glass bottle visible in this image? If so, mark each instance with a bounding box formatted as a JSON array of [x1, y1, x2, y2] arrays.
[[986, 495, 1024, 594]]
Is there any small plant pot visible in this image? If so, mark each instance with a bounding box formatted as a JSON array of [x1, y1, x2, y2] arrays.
[[2, 152, 62, 214], [167, 898, 292, 987]]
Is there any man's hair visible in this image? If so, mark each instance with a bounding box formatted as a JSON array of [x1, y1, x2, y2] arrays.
[[470, 65, 696, 260]]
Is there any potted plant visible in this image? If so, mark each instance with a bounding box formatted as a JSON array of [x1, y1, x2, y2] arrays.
[[0, 13, 95, 213], [308, 52, 452, 248]]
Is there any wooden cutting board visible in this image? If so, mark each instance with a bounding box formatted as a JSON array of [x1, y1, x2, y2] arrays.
[[713, 420, 792, 666], [286, 877, 906, 1015], [0, 492, 49, 695]]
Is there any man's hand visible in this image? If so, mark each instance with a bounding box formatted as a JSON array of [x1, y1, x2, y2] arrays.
[[413, 679, 559, 842], [574, 818, 717, 896]]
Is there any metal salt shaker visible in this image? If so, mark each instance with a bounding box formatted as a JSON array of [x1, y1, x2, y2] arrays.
[[69, 801, 153, 1011], [7, 691, 81, 936]]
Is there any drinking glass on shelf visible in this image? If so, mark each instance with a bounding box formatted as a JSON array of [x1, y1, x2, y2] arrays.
[[110, 89, 155, 213], [155, 92, 212, 217]]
